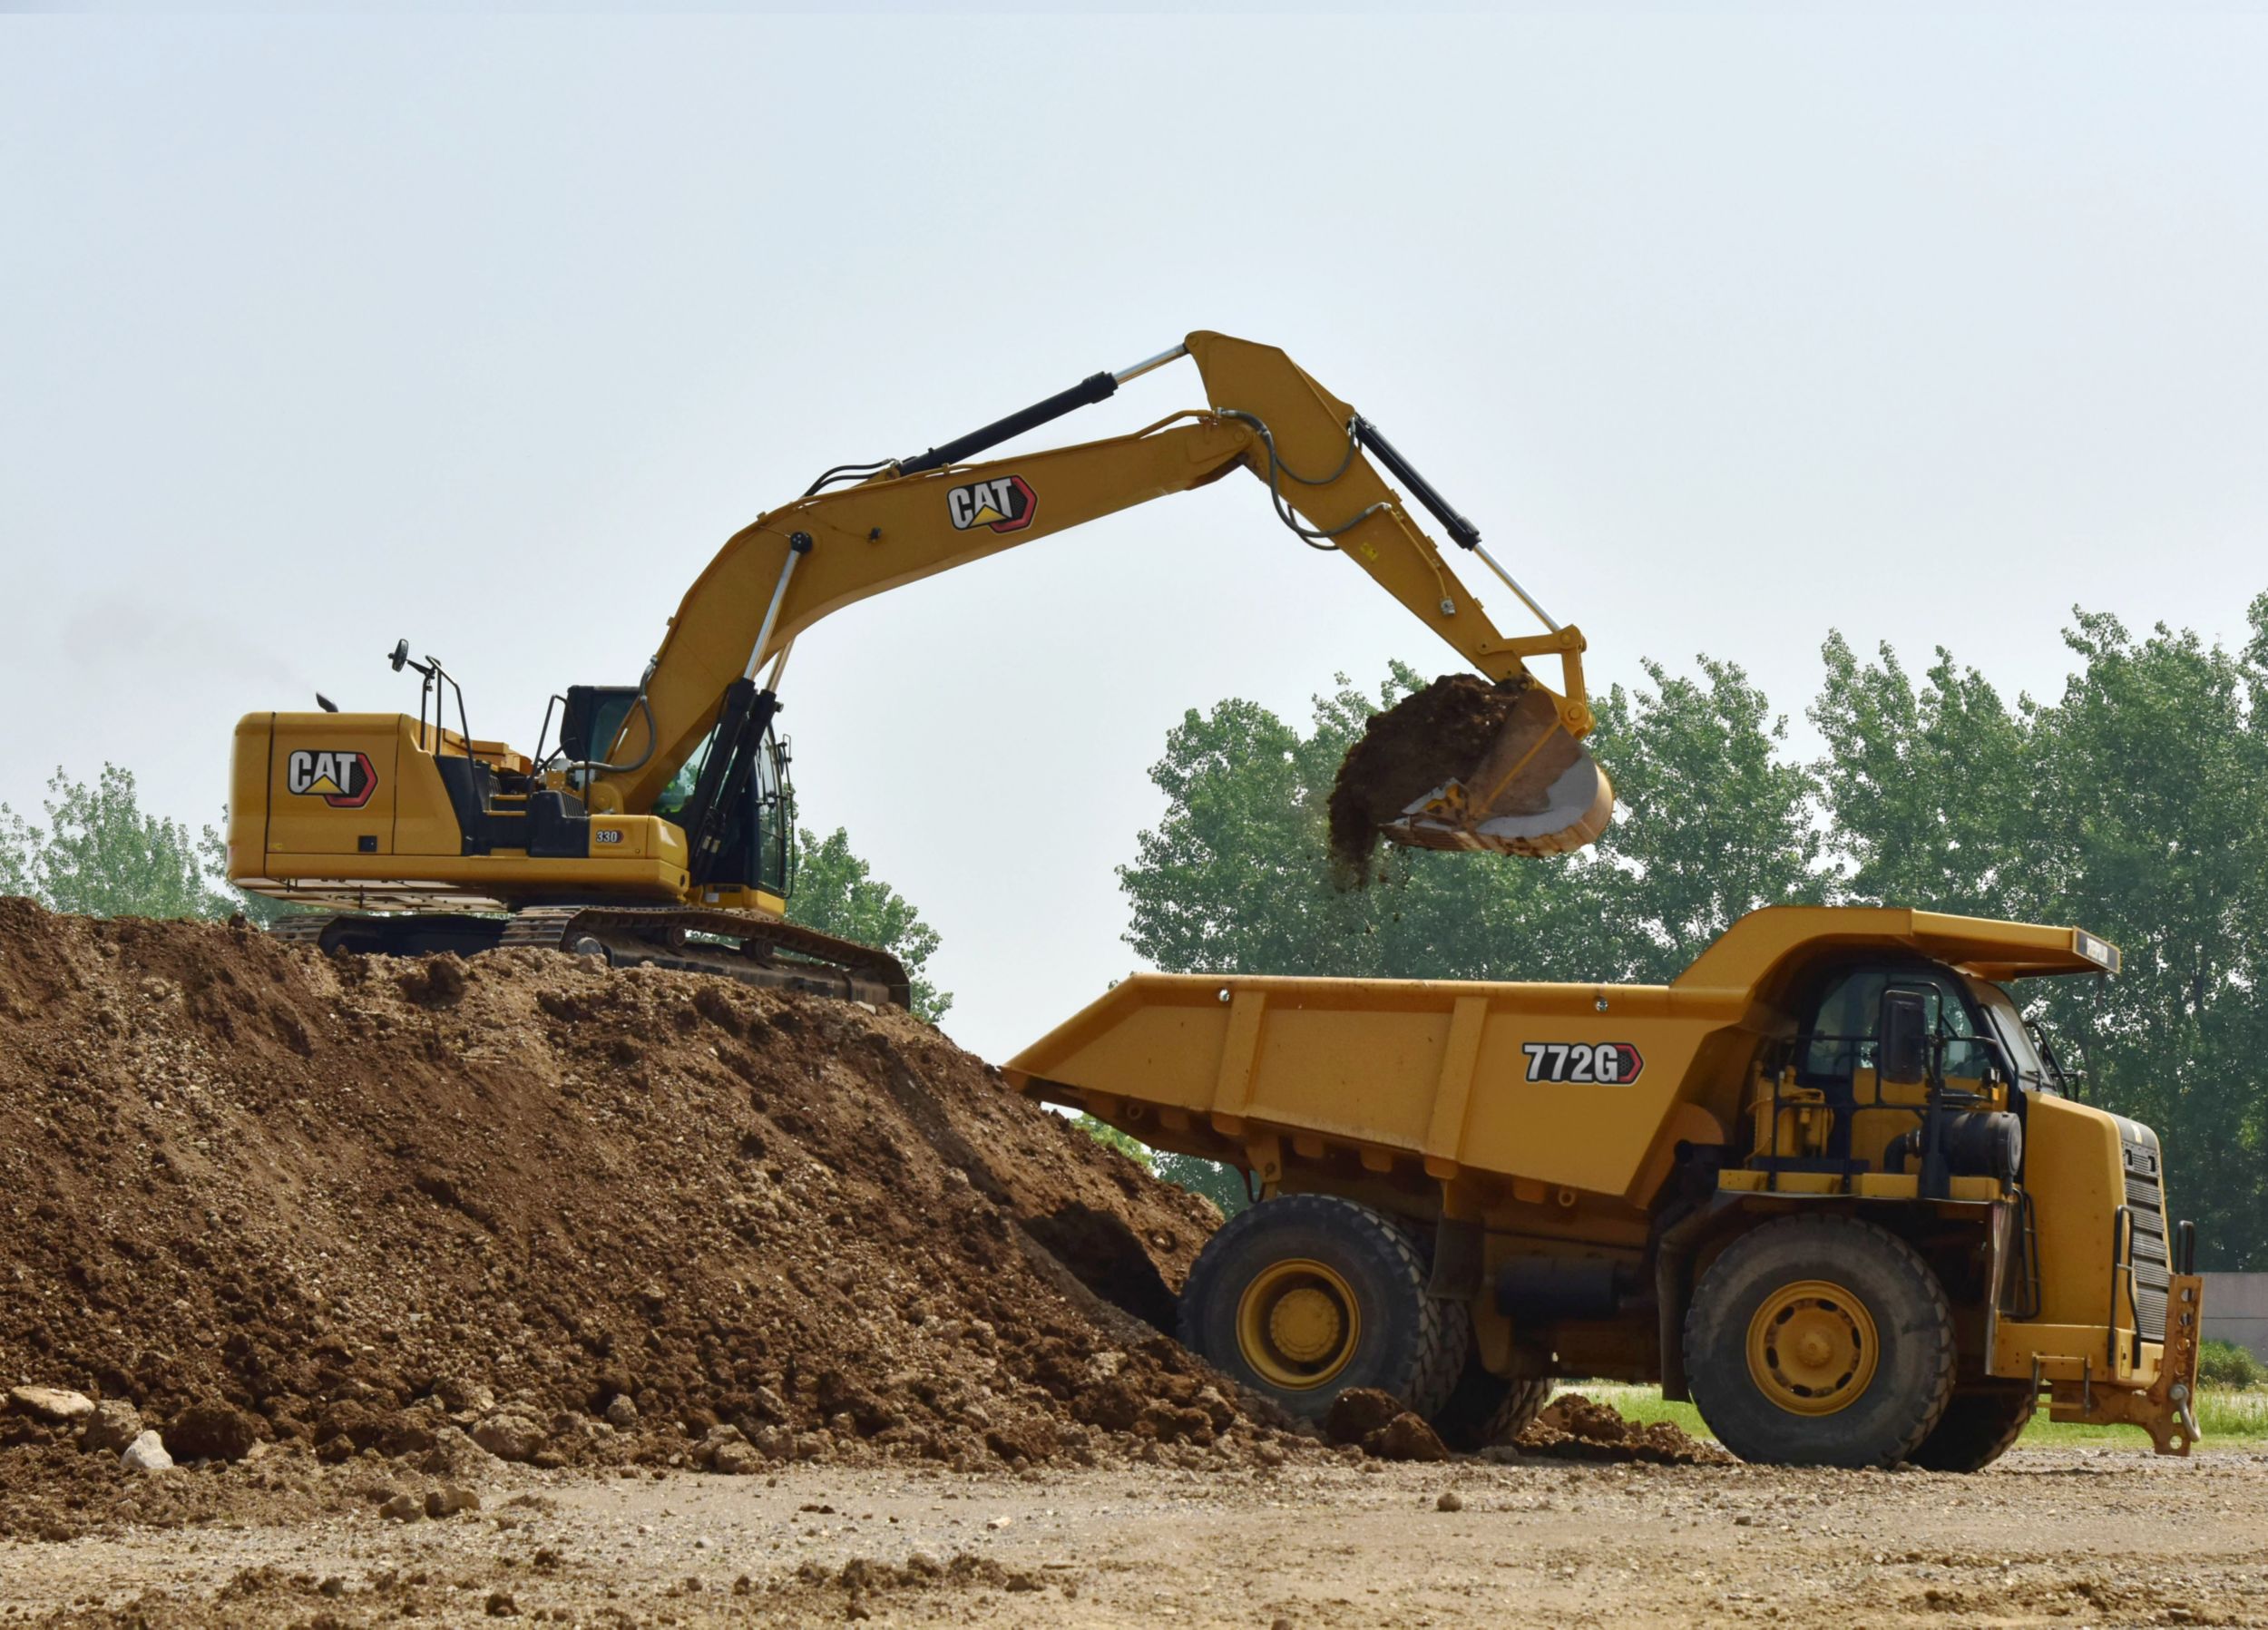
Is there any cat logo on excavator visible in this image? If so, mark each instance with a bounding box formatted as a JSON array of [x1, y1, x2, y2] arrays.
[[946, 474, 1036, 533], [287, 748, 376, 808]]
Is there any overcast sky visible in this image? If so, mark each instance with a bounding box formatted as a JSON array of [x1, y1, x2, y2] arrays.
[[4, 10, 2265, 1062]]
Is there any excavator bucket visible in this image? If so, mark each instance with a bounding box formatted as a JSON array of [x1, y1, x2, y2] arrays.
[[1327, 676, 1614, 868]]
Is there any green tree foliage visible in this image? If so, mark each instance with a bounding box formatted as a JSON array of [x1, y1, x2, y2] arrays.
[[786, 825, 953, 1022], [1811, 635, 2032, 915], [0, 766, 235, 920], [1585, 658, 1827, 981], [1127, 607, 2268, 1267]]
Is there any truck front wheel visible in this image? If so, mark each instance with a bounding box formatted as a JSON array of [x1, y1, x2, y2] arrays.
[[1178, 1195, 1465, 1422], [1907, 1383, 2036, 1471], [1684, 1215, 1955, 1468]]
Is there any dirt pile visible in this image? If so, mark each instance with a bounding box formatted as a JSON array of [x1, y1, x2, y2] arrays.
[[1327, 674, 1554, 870], [1323, 1387, 1449, 1462], [1513, 1392, 1729, 1466], [0, 900, 1298, 1507]]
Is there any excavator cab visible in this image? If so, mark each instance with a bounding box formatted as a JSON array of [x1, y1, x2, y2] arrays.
[[559, 684, 796, 901], [660, 722, 795, 901]]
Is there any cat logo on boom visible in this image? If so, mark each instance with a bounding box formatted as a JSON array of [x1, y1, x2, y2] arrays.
[[286, 749, 377, 809], [945, 474, 1037, 533]]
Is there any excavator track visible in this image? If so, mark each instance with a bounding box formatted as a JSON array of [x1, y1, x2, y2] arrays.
[[266, 905, 912, 1010]]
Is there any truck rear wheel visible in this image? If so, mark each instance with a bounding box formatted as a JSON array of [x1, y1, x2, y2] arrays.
[[1684, 1215, 1954, 1468], [1177, 1195, 1465, 1422], [1906, 1384, 2036, 1472], [1432, 1356, 1551, 1452]]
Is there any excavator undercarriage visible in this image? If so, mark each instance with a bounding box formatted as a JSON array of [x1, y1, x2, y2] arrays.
[[269, 905, 910, 1008]]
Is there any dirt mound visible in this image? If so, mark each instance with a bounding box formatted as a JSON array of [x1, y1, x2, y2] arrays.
[[1321, 1386, 1450, 1462], [1327, 674, 1537, 871], [0, 899, 1297, 1518], [1514, 1392, 1730, 1466]]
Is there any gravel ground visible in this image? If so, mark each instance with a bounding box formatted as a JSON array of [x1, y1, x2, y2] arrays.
[[5, 1445, 2265, 1627]]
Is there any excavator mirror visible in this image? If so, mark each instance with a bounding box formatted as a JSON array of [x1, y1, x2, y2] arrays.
[[1879, 988, 1931, 1086], [388, 639, 411, 673]]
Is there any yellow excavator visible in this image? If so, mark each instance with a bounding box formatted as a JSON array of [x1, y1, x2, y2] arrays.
[[228, 332, 1612, 1003]]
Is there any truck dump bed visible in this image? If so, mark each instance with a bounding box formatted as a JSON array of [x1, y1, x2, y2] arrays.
[[1003, 907, 2111, 1212], [1006, 971, 1731, 1208]]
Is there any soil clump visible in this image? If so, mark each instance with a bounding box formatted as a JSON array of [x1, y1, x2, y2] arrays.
[[1512, 1391, 1730, 1466]]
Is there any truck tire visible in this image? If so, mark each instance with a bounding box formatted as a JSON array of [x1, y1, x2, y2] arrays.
[[1684, 1215, 1955, 1469], [1432, 1356, 1551, 1452], [1177, 1195, 1465, 1422], [1906, 1384, 2036, 1472]]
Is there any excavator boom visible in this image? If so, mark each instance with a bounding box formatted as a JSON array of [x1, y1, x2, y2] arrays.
[[598, 331, 1609, 859]]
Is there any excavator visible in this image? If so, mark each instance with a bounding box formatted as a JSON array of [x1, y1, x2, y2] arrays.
[[228, 332, 1612, 1005]]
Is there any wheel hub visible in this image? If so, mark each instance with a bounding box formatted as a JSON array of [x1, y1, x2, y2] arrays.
[[1268, 1287, 1344, 1363], [1236, 1258, 1361, 1391], [1746, 1279, 1879, 1416]]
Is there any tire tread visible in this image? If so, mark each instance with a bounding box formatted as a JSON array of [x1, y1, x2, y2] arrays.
[[1907, 1386, 2035, 1472]]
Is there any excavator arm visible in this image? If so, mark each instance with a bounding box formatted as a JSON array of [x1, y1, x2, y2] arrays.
[[595, 331, 1609, 866]]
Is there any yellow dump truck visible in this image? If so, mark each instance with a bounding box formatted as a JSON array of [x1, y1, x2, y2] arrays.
[[1005, 907, 2204, 1469]]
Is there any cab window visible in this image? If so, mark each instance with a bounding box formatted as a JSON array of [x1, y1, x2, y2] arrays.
[[1798, 965, 1988, 1085]]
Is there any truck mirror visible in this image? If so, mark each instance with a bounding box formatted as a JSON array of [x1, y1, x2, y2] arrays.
[[1879, 989, 1930, 1085]]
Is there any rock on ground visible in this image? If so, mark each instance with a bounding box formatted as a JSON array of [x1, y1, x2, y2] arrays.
[[8, 1386, 93, 1424], [119, 1430, 172, 1472], [79, 1400, 142, 1455]]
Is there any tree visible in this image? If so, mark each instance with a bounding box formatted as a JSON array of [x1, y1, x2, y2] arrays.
[[2019, 609, 2268, 1265], [1580, 657, 1827, 982], [0, 765, 235, 920], [1810, 634, 2031, 917], [786, 825, 953, 1022]]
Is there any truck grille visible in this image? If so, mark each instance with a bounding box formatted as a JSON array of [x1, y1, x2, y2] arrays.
[[2114, 1117, 2170, 1342]]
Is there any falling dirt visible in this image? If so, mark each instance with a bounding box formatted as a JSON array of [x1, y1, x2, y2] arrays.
[[0, 899, 1304, 1544], [1327, 673, 1555, 873]]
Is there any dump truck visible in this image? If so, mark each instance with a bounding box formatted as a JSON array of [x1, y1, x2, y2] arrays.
[[1006, 906, 2204, 1469]]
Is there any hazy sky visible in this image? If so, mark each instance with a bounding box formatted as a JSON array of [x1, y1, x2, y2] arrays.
[[4, 11, 2265, 1063]]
